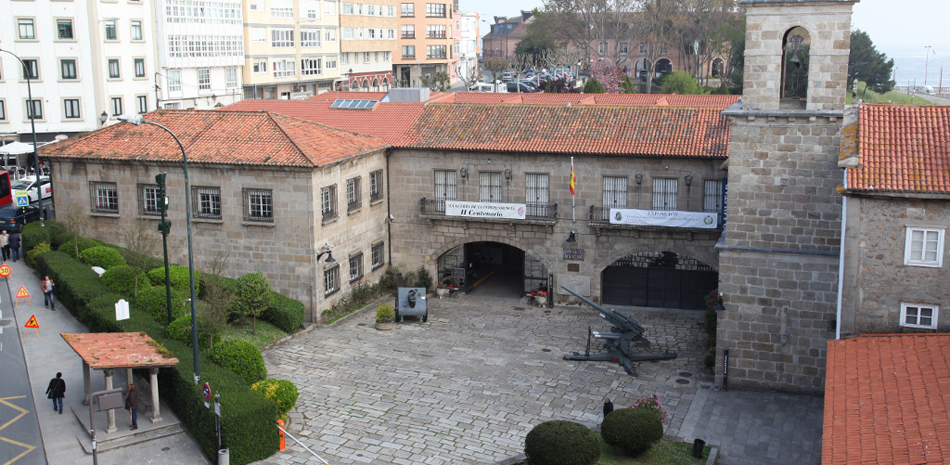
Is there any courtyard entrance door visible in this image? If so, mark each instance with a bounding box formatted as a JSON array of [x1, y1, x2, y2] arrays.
[[602, 251, 717, 310]]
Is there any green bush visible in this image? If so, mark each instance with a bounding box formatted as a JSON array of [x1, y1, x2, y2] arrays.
[[209, 339, 267, 386], [101, 265, 137, 295], [524, 420, 601, 465], [134, 285, 185, 323], [22, 221, 53, 252], [25, 242, 52, 268], [78, 245, 127, 269], [166, 311, 220, 349], [251, 379, 299, 419], [58, 237, 105, 259], [147, 265, 201, 297], [34, 251, 113, 319], [600, 408, 664, 456], [583, 77, 606, 94], [263, 292, 304, 333]]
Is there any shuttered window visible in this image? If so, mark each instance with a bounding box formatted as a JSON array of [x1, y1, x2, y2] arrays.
[[703, 179, 722, 212]]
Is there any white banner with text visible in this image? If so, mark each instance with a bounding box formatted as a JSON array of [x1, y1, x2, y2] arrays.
[[446, 201, 527, 220], [609, 209, 718, 229]]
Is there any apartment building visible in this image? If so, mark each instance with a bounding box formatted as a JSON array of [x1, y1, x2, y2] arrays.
[[242, 0, 342, 99], [2, 0, 155, 141], [394, 0, 457, 87], [339, 0, 397, 91], [153, 0, 246, 109], [455, 10, 478, 82]]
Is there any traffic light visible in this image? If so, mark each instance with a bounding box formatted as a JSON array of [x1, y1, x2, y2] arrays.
[[155, 172, 169, 212], [158, 220, 171, 235], [155, 172, 166, 189]]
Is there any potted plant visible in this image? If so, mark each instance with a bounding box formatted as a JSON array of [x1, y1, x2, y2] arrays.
[[534, 289, 548, 306], [375, 303, 395, 331], [436, 280, 452, 298]]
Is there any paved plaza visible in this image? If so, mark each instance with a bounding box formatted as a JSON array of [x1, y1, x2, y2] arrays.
[[251, 287, 823, 465]]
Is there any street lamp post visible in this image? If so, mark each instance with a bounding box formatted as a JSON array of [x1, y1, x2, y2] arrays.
[[118, 114, 200, 384], [924, 45, 933, 87], [0, 47, 44, 226]]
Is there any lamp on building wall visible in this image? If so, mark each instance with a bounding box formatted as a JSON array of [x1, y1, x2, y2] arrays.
[[504, 168, 512, 181], [635, 173, 643, 185], [99, 111, 109, 124], [317, 243, 336, 263], [459, 167, 468, 179], [684, 174, 693, 187], [566, 231, 577, 243]]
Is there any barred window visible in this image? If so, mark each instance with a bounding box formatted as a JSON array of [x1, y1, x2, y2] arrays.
[[244, 188, 273, 222], [434, 170, 457, 212], [193, 186, 221, 219], [324, 264, 340, 295], [321, 185, 338, 221], [652, 178, 678, 211], [349, 252, 364, 281], [703, 179, 722, 213], [369, 170, 383, 202], [371, 241, 385, 269], [479, 172, 502, 202], [139, 184, 162, 216], [346, 177, 361, 211], [91, 182, 118, 213], [525, 173, 549, 217], [603, 176, 627, 209]]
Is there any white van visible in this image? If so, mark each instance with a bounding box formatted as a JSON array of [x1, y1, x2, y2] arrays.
[[469, 81, 507, 93]]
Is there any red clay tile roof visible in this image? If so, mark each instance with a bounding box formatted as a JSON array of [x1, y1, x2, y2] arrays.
[[846, 104, 950, 194], [824, 334, 950, 465], [306, 91, 390, 102], [224, 99, 423, 143], [62, 332, 179, 369], [40, 110, 388, 168], [395, 103, 730, 157], [429, 93, 739, 109]]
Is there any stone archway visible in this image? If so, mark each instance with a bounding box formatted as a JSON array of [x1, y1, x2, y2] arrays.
[[601, 251, 718, 310], [431, 237, 550, 299]]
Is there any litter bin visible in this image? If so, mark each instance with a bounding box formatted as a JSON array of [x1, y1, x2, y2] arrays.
[[692, 439, 705, 458], [218, 448, 229, 465]]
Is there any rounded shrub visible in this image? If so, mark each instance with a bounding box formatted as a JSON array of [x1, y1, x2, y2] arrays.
[[600, 408, 664, 456], [147, 265, 201, 297], [251, 378, 299, 419], [79, 245, 127, 269], [165, 312, 220, 349], [58, 237, 104, 259], [26, 242, 52, 268], [101, 265, 136, 295], [209, 339, 267, 386], [134, 285, 185, 323], [524, 420, 600, 465]]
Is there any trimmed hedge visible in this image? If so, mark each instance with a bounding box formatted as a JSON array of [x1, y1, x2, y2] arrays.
[[135, 285, 185, 323], [58, 237, 105, 259], [251, 379, 299, 419], [100, 265, 137, 296], [25, 242, 51, 268], [601, 408, 664, 456], [22, 221, 56, 252], [166, 311, 220, 350], [79, 246, 127, 269], [263, 291, 305, 333], [148, 265, 201, 297], [35, 251, 114, 319], [524, 420, 601, 465], [209, 339, 267, 386]]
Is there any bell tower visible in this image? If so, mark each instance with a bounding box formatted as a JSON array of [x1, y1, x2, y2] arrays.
[[717, 0, 858, 393]]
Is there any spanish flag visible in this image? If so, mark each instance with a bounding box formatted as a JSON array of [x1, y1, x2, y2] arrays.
[[569, 157, 576, 195]]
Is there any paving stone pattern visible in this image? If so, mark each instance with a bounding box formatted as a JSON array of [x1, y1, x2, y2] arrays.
[[256, 295, 711, 464]]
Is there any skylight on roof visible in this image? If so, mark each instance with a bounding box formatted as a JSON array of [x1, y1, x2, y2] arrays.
[[329, 99, 378, 110]]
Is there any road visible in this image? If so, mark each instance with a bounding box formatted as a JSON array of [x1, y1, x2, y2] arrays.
[[0, 299, 47, 465]]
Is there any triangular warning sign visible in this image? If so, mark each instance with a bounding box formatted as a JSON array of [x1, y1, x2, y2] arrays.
[[25, 315, 38, 328], [16, 286, 30, 298]]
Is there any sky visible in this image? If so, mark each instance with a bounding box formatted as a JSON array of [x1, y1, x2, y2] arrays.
[[461, 0, 950, 63]]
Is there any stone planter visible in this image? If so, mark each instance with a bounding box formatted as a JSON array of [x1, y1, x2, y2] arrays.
[[436, 287, 449, 298], [536, 296, 547, 306], [375, 321, 394, 331]]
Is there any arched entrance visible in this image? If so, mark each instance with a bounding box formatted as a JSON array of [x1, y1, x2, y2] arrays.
[[436, 242, 547, 298], [601, 251, 717, 310], [654, 58, 672, 79], [711, 58, 724, 78], [635, 58, 650, 79]]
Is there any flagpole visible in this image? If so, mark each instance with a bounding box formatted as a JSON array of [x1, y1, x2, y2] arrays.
[[571, 157, 576, 223]]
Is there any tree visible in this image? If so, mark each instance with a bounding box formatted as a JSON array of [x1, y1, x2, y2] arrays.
[[660, 70, 703, 94], [711, 13, 745, 91], [200, 249, 234, 348], [640, 0, 680, 93], [121, 219, 159, 297], [61, 205, 88, 258], [456, 61, 480, 92], [234, 272, 271, 335], [516, 12, 557, 62], [848, 29, 895, 94], [620, 75, 637, 93], [590, 59, 624, 93], [484, 57, 510, 90], [420, 71, 450, 91], [583, 77, 606, 93]]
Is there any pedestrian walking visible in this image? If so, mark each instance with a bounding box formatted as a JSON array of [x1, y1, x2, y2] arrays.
[[9, 231, 21, 262], [46, 372, 66, 414], [42, 275, 55, 310], [0, 230, 9, 261], [603, 398, 614, 418], [125, 383, 138, 430]]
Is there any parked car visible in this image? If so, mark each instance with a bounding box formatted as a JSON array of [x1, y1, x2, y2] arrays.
[[507, 82, 537, 93], [0, 204, 44, 232], [10, 176, 52, 203], [469, 81, 506, 93], [501, 72, 514, 82]]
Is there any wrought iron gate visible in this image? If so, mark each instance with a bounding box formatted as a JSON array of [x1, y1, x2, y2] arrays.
[[602, 252, 717, 310]]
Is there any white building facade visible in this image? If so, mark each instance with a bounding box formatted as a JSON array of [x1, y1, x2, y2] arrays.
[[455, 10, 478, 82]]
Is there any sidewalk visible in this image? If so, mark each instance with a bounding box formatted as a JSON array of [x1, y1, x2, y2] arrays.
[[9, 257, 210, 465]]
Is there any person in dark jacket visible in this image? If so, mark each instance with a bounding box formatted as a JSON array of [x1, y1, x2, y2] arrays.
[[125, 383, 138, 430], [9, 231, 21, 262], [603, 398, 614, 418], [46, 372, 66, 414]]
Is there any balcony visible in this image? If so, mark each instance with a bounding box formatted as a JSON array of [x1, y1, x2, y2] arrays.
[[421, 198, 558, 229], [589, 205, 722, 238]]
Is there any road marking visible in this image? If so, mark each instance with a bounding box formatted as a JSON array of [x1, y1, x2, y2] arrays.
[[0, 395, 37, 464]]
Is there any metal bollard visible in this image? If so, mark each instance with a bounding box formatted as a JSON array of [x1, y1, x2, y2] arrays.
[[218, 448, 229, 465], [692, 439, 706, 459], [277, 419, 286, 450]]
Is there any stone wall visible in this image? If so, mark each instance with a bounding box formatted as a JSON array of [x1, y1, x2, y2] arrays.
[[839, 196, 950, 335]]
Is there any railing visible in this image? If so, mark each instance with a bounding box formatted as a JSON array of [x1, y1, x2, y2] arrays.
[[420, 198, 558, 222], [589, 206, 612, 225]]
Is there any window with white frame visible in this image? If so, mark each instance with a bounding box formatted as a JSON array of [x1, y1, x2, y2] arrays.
[[198, 69, 210, 90], [479, 172, 502, 202], [401, 3, 414, 16], [90, 182, 118, 213], [57, 19, 74, 39], [302, 58, 322, 76], [104, 20, 118, 40], [168, 69, 181, 92], [619, 42, 629, 55], [426, 24, 446, 38], [301, 30, 320, 47], [349, 253, 363, 281], [18, 18, 36, 40], [904, 227, 945, 267], [226, 68, 237, 88], [252, 60, 267, 73], [272, 29, 294, 47], [321, 185, 338, 221], [26, 99, 43, 120], [652, 177, 678, 211], [111, 97, 122, 116], [108, 59, 120, 78], [326, 57, 337, 69], [901, 303, 938, 329], [324, 265, 340, 295], [134, 58, 146, 78], [369, 169, 383, 202], [363, 52, 370, 63], [64, 99, 81, 119], [131, 20, 143, 40], [346, 177, 361, 211], [139, 184, 162, 215], [525, 173, 550, 218], [639, 44, 648, 54], [425, 3, 445, 17], [603, 176, 627, 209], [270, 0, 293, 17], [703, 179, 722, 213], [273, 59, 295, 78], [193, 186, 222, 219], [136, 95, 147, 114], [402, 45, 415, 59], [324, 29, 336, 42], [61, 59, 78, 79], [342, 2, 354, 14], [21, 59, 39, 80], [371, 241, 385, 269], [243, 188, 273, 222], [598, 42, 608, 55], [427, 45, 446, 59]]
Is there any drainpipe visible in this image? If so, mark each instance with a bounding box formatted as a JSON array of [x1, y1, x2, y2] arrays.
[[835, 169, 848, 340], [386, 150, 392, 266]]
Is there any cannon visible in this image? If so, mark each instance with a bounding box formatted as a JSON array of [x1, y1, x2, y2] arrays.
[[561, 286, 676, 376], [395, 287, 428, 322]]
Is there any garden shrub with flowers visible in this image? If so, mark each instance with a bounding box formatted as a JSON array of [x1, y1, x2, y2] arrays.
[[632, 393, 669, 422]]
